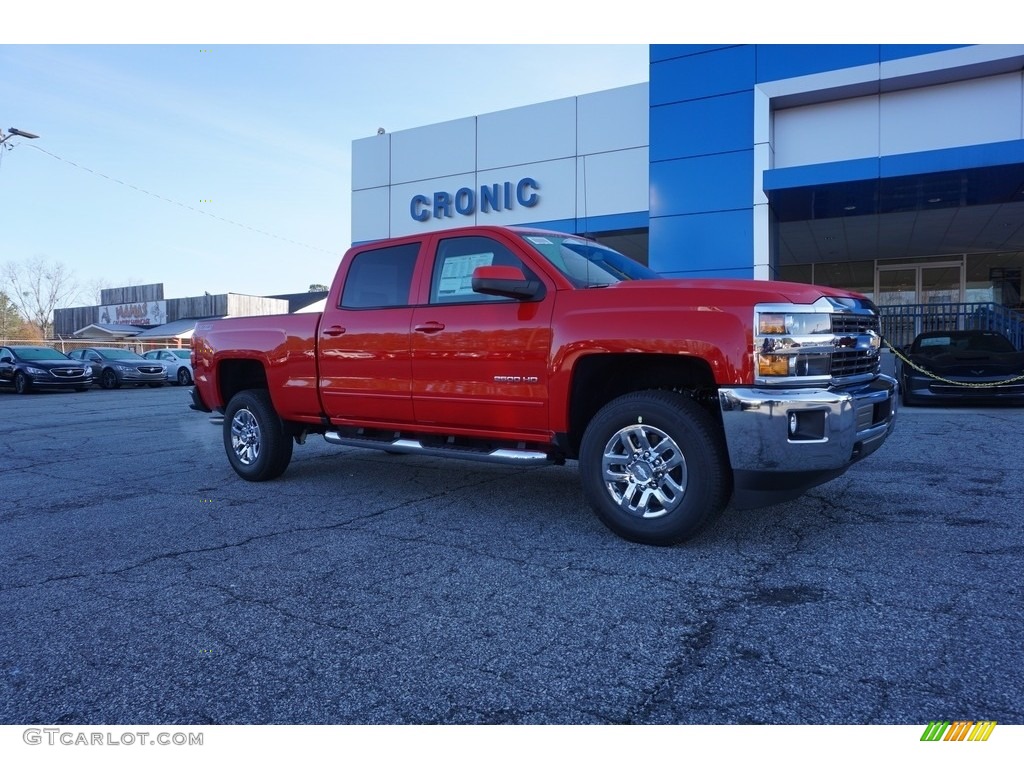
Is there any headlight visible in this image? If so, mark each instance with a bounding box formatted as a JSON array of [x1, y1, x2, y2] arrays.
[[755, 309, 834, 383], [755, 298, 881, 385], [757, 312, 831, 336], [26, 367, 47, 375], [116, 364, 133, 372]]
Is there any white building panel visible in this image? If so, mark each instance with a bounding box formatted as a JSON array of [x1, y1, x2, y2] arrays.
[[576, 147, 648, 218], [390, 173, 477, 237], [352, 187, 391, 242], [880, 72, 1023, 155], [389, 117, 477, 185], [477, 159, 577, 225], [578, 83, 649, 155], [773, 95, 880, 168], [352, 134, 390, 191], [477, 97, 577, 170], [773, 71, 1024, 169]]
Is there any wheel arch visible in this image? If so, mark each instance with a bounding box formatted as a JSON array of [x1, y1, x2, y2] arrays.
[[564, 353, 721, 459], [217, 358, 270, 406]]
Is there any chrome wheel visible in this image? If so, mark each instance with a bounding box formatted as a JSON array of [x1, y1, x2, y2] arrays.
[[580, 390, 730, 545], [230, 408, 262, 466], [601, 423, 687, 518], [222, 389, 293, 481], [177, 367, 192, 386]]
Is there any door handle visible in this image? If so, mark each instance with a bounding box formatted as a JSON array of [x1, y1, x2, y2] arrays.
[[322, 325, 346, 337], [414, 321, 446, 333]]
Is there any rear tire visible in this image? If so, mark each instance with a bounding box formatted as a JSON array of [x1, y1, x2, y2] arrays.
[[579, 390, 731, 545], [223, 389, 293, 481]]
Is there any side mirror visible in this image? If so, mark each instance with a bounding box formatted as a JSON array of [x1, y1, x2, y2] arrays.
[[471, 265, 543, 301], [0, 356, 12, 364]]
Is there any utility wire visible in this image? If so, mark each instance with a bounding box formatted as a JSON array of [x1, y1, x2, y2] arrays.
[[26, 144, 342, 257]]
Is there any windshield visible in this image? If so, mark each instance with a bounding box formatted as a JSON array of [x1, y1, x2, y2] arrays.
[[15, 347, 69, 361], [913, 332, 1016, 355], [518, 233, 660, 287], [96, 348, 144, 360]]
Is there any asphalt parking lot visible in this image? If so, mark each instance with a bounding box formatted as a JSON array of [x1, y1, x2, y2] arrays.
[[1, 385, 1021, 725]]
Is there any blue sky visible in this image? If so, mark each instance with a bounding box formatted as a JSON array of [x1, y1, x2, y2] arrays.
[[1, 42, 649, 303]]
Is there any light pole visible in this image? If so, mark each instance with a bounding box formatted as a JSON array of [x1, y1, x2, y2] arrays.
[[0, 127, 39, 176], [1, 127, 40, 146]]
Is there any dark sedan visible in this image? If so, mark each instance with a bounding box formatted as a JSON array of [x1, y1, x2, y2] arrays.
[[0, 346, 94, 394], [898, 330, 1024, 406], [66, 347, 166, 389]]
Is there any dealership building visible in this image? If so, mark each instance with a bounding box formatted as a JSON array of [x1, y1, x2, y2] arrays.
[[352, 44, 1024, 347]]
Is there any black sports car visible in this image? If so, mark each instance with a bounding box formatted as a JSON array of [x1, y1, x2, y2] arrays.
[[897, 330, 1024, 406], [0, 346, 94, 394]]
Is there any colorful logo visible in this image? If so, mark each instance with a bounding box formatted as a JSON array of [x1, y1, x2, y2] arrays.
[[920, 721, 997, 742]]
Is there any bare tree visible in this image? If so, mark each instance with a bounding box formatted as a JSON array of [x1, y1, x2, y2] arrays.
[[1, 256, 83, 338]]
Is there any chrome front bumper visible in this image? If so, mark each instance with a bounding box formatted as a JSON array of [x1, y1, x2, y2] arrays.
[[718, 375, 897, 507]]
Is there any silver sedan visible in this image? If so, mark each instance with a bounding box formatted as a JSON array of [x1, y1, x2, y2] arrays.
[[143, 348, 194, 386]]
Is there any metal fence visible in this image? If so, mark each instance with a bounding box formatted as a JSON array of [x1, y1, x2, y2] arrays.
[[879, 302, 1024, 350]]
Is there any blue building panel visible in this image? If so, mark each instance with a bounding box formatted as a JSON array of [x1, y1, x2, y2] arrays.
[[880, 140, 1024, 178], [650, 92, 754, 163], [763, 157, 881, 191], [755, 45, 881, 83], [651, 151, 754, 217], [649, 210, 754, 277], [879, 44, 968, 62], [650, 46, 755, 105], [650, 45, 739, 63]]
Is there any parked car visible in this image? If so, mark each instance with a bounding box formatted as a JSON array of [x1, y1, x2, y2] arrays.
[[143, 348, 193, 385], [0, 346, 94, 394], [66, 347, 166, 389], [897, 330, 1024, 406]]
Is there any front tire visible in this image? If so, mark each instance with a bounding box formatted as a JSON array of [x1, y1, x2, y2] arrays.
[[14, 372, 31, 395], [223, 389, 293, 481], [100, 369, 120, 389], [177, 367, 193, 386], [579, 390, 731, 546]]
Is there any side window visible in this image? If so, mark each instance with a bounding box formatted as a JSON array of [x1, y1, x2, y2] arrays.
[[340, 243, 420, 309], [430, 236, 539, 305]]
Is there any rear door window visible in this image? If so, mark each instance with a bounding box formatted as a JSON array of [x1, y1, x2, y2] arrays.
[[340, 243, 420, 309]]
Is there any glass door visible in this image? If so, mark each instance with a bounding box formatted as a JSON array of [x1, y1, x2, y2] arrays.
[[876, 260, 964, 347]]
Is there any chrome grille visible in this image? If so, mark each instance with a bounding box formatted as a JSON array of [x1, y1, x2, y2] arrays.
[[831, 314, 880, 335], [832, 350, 880, 379], [139, 366, 163, 374], [51, 367, 86, 378]]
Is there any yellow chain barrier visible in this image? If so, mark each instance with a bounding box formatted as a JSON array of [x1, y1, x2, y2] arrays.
[[881, 335, 1024, 388]]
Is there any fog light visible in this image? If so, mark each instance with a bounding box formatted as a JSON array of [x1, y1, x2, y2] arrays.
[[788, 410, 827, 441]]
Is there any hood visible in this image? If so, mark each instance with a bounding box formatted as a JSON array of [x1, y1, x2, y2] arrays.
[[596, 278, 870, 307]]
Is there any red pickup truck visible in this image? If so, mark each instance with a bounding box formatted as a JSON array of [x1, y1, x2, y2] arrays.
[[191, 225, 896, 545]]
